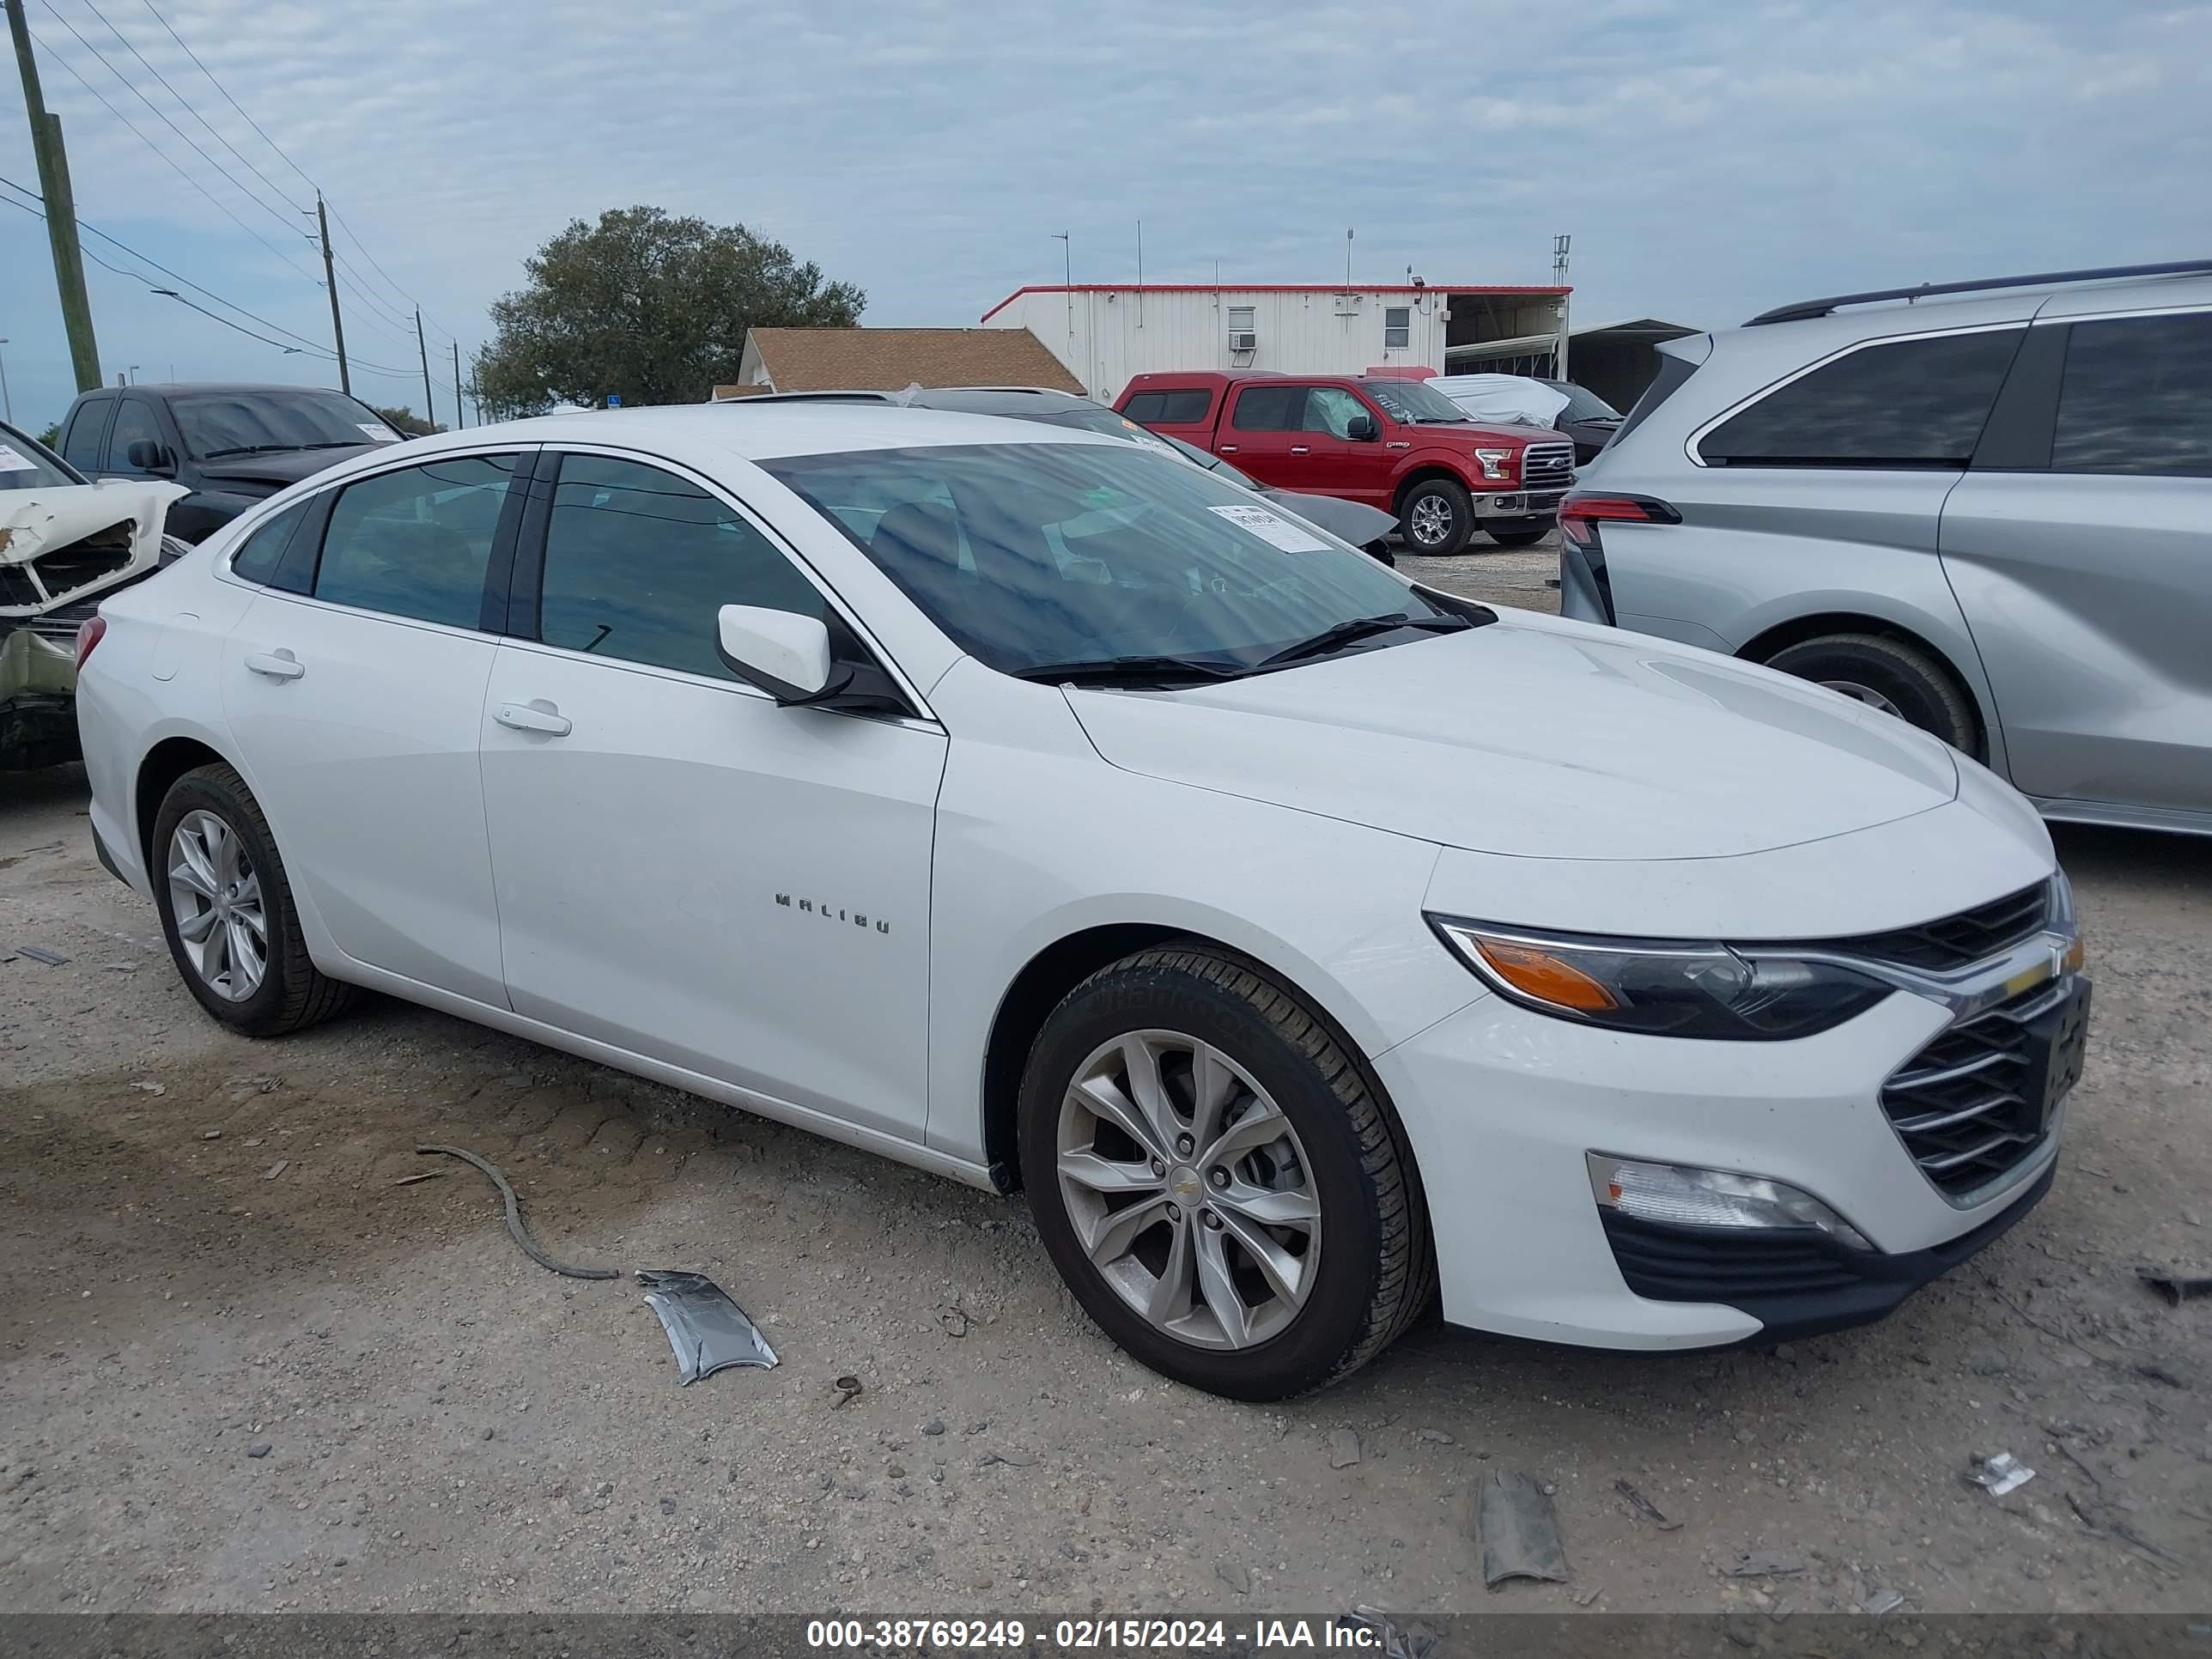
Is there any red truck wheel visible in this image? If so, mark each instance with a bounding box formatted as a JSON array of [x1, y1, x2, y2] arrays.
[[1397, 479, 1473, 555]]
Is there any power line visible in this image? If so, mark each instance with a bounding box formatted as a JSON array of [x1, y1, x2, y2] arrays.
[[0, 172, 416, 375], [327, 199, 454, 343], [137, 0, 311, 193], [25, 14, 323, 286], [78, 0, 306, 215], [36, 0, 308, 247]]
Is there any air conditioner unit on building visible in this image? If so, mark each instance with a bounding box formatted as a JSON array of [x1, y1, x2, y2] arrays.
[[1228, 331, 1259, 351]]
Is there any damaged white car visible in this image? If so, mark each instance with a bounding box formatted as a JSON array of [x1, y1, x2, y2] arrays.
[[1, 418, 188, 770]]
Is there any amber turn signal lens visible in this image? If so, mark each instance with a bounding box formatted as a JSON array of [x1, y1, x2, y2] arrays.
[[2063, 934, 2087, 973], [1471, 939, 1620, 1012]]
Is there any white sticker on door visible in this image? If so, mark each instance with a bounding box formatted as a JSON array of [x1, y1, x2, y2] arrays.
[[359, 423, 402, 442], [1206, 502, 1330, 553], [0, 444, 38, 472]]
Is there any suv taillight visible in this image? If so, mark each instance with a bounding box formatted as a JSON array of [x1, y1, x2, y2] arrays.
[[75, 615, 106, 670], [1558, 493, 1680, 553]]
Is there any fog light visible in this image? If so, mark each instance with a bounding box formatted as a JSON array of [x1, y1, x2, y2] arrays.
[[1586, 1153, 1873, 1250]]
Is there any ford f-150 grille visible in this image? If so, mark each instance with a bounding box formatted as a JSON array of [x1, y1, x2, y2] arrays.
[[1522, 443, 1575, 492]]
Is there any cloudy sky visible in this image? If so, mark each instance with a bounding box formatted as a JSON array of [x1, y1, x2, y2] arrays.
[[3, 0, 2209, 430]]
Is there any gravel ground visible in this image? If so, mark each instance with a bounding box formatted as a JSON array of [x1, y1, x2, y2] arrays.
[[4, 541, 2209, 1616]]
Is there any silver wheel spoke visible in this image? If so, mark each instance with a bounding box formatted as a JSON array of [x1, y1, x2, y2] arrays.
[[170, 854, 218, 902], [1144, 1214, 1196, 1326], [1073, 1074, 1167, 1162], [226, 915, 264, 988], [1082, 1193, 1173, 1268], [1192, 1224, 1253, 1346], [1187, 1042, 1239, 1152], [1203, 1097, 1292, 1166], [1216, 1182, 1321, 1229], [1059, 1149, 1164, 1196], [1213, 1206, 1311, 1310], [1115, 1035, 1181, 1150], [175, 906, 220, 944]]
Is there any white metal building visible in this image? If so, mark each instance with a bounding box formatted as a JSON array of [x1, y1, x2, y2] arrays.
[[979, 283, 1571, 402]]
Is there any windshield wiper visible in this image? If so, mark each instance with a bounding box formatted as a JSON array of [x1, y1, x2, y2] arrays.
[[199, 443, 309, 458], [1012, 653, 1248, 687], [298, 440, 368, 448], [1257, 612, 1474, 667]]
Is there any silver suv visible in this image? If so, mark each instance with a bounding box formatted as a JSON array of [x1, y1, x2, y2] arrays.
[[1560, 260, 2212, 836]]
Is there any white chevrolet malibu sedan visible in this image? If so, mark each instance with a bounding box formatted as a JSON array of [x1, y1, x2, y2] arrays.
[[73, 406, 2089, 1400]]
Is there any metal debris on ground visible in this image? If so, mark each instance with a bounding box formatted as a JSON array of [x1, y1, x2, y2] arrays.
[[131, 1081, 166, 1097], [1865, 1589, 1905, 1616], [1614, 1478, 1682, 1530], [392, 1170, 446, 1187], [11, 944, 68, 966], [2137, 1267, 2212, 1307], [414, 1143, 618, 1279], [1967, 1452, 2036, 1497], [1327, 1428, 1362, 1469], [1478, 1469, 1571, 1589], [830, 1375, 865, 1408], [637, 1270, 777, 1384], [1723, 1550, 1806, 1578], [261, 1160, 289, 1181], [1334, 1607, 1437, 1659]]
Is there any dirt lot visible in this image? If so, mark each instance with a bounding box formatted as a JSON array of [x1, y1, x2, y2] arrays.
[[4, 544, 2209, 1617]]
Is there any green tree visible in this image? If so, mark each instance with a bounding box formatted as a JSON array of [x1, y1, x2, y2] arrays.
[[371, 405, 444, 438], [473, 206, 864, 416], [36, 423, 61, 449]]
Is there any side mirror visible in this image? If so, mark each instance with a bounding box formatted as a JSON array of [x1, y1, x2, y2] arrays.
[[1345, 414, 1377, 442], [715, 605, 852, 705], [125, 440, 175, 474]]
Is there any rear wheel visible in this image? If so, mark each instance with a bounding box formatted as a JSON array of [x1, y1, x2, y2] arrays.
[[1397, 478, 1474, 556], [1018, 944, 1431, 1400], [1763, 633, 1979, 753], [151, 763, 356, 1037], [1486, 524, 1549, 548]]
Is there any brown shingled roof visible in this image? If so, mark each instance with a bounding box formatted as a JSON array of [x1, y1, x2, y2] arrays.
[[744, 326, 1082, 393]]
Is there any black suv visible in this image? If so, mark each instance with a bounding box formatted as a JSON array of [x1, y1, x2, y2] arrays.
[[54, 383, 402, 543]]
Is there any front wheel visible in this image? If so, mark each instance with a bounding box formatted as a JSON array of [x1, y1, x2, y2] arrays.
[[1018, 944, 1431, 1400], [150, 762, 356, 1037], [1396, 478, 1474, 556], [1762, 633, 1980, 754]]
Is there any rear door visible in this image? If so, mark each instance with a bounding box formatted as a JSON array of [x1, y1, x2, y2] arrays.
[[1218, 383, 1309, 487], [219, 448, 528, 1006], [1939, 307, 2212, 816]]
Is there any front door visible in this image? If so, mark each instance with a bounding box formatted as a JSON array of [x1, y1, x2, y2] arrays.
[[219, 451, 526, 1005], [1216, 383, 1310, 489], [477, 449, 945, 1141], [1297, 386, 1393, 507], [1940, 309, 2212, 814]]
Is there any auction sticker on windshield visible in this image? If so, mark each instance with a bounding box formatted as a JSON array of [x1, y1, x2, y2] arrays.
[[0, 445, 37, 472], [1207, 502, 1330, 553], [358, 423, 402, 442]]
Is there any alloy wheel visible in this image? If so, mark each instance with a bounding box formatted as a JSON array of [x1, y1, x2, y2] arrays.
[[1055, 1030, 1322, 1350], [1820, 679, 1904, 717], [167, 809, 267, 1000], [1408, 495, 1453, 548]]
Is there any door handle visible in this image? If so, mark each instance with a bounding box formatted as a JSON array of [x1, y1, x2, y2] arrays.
[[1387, 441, 1412, 450], [495, 700, 572, 737], [1289, 445, 1309, 454], [243, 650, 304, 681], [1218, 445, 1238, 453]]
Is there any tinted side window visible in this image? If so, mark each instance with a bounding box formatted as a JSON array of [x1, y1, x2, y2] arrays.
[[1700, 329, 2024, 469], [2052, 313, 2212, 478], [61, 400, 110, 469], [1230, 386, 1304, 432], [313, 455, 517, 628], [228, 501, 311, 586], [1123, 389, 1212, 425], [106, 400, 164, 471], [537, 454, 823, 682]]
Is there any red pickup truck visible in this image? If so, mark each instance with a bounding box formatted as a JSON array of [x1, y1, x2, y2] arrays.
[[1115, 370, 1574, 556]]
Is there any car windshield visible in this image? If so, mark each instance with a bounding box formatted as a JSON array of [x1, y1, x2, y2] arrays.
[[1032, 405, 1182, 453], [0, 422, 83, 489], [1160, 432, 1260, 489], [1545, 382, 1623, 422], [763, 441, 1474, 678], [172, 390, 395, 459], [1359, 380, 1469, 425]]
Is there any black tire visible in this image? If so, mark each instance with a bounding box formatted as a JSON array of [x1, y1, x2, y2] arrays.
[[149, 762, 356, 1037], [1396, 477, 1474, 556], [1763, 633, 1979, 753], [1362, 539, 1397, 568], [1486, 526, 1549, 548], [1018, 943, 1431, 1401]]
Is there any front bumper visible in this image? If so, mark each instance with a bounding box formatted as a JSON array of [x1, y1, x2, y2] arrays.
[[1373, 956, 2080, 1350], [1470, 489, 1566, 522], [0, 628, 81, 770]]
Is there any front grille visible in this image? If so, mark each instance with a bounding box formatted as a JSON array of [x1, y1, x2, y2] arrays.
[[1881, 976, 2080, 1197], [1521, 442, 1575, 492], [1815, 882, 2051, 973], [21, 592, 104, 641]]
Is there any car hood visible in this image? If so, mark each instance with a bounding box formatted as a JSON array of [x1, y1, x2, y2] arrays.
[[194, 444, 382, 487], [1, 477, 189, 617], [1064, 616, 1961, 861]]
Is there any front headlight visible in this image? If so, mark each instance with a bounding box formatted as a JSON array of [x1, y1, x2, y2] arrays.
[[1472, 447, 1513, 481], [1426, 916, 1891, 1040]]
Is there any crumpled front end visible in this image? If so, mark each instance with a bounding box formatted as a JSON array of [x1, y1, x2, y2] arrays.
[[2, 477, 188, 769]]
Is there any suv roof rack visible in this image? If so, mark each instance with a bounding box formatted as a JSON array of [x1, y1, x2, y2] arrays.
[[1745, 258, 2212, 326]]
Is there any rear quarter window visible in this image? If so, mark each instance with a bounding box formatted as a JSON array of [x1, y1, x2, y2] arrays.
[[1122, 389, 1213, 425]]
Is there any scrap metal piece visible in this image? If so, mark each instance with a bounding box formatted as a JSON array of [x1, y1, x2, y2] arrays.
[[2138, 1267, 2212, 1307], [1335, 1608, 1437, 1659], [13, 944, 68, 966], [414, 1143, 617, 1279], [637, 1270, 777, 1384], [1968, 1452, 2035, 1497], [1478, 1469, 1570, 1589], [1614, 1478, 1681, 1531]]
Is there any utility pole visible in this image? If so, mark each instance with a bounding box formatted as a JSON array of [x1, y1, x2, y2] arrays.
[[0, 337, 12, 423], [414, 308, 434, 428], [451, 339, 465, 428], [1552, 233, 1572, 380], [313, 192, 349, 393], [8, 0, 100, 392]]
